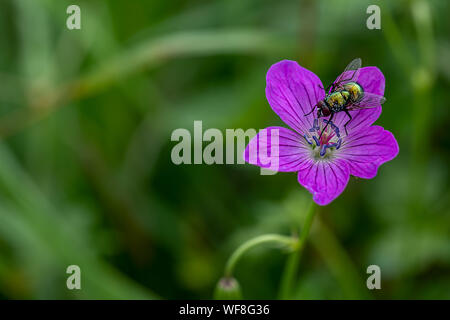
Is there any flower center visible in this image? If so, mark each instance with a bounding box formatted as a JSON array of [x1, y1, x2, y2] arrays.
[[303, 118, 342, 159]]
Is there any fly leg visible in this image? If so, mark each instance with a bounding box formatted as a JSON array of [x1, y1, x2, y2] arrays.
[[319, 112, 334, 140], [325, 83, 334, 93], [304, 104, 316, 116], [343, 110, 352, 136], [319, 83, 334, 94]]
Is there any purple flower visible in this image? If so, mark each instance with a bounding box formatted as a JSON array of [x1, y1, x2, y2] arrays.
[[244, 60, 399, 205]]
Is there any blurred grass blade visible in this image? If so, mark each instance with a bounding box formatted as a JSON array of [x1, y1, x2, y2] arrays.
[[0, 143, 158, 299], [71, 29, 293, 97]]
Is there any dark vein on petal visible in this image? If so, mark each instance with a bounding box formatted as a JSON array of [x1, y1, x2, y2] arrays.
[[328, 162, 338, 192], [281, 85, 310, 132], [323, 162, 327, 193], [277, 87, 309, 133]]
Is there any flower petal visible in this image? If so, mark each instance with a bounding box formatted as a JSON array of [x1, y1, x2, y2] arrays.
[[266, 60, 325, 134], [332, 66, 385, 134], [243, 126, 310, 172], [297, 158, 350, 206], [338, 125, 399, 179], [355, 66, 385, 96]]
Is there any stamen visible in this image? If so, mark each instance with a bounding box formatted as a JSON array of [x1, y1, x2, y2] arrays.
[[304, 118, 342, 158], [312, 136, 320, 147], [319, 145, 327, 157], [303, 134, 313, 145], [309, 119, 320, 132]]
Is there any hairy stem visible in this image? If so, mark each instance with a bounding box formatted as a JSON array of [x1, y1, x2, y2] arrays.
[[224, 234, 296, 277]]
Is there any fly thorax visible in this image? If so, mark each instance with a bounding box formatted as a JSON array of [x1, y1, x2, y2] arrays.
[[303, 118, 342, 159], [327, 92, 345, 108]]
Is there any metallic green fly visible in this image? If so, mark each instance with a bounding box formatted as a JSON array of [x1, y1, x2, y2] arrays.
[[305, 58, 386, 138]]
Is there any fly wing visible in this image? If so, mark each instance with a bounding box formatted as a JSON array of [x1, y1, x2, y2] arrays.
[[347, 92, 386, 110], [331, 58, 362, 92]]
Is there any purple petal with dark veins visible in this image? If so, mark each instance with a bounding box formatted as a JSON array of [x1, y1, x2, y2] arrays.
[[266, 60, 325, 134], [297, 158, 350, 206], [243, 126, 310, 172], [338, 125, 399, 179]]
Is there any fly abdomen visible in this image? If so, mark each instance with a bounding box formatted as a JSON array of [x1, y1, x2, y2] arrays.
[[343, 82, 364, 103]]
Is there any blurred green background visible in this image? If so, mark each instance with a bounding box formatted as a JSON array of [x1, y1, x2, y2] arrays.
[[0, 0, 449, 299]]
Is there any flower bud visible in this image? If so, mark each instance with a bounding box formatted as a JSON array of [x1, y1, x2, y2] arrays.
[[213, 277, 242, 300]]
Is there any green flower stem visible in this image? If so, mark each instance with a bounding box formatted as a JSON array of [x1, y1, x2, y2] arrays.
[[279, 201, 317, 299], [224, 234, 297, 277]]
